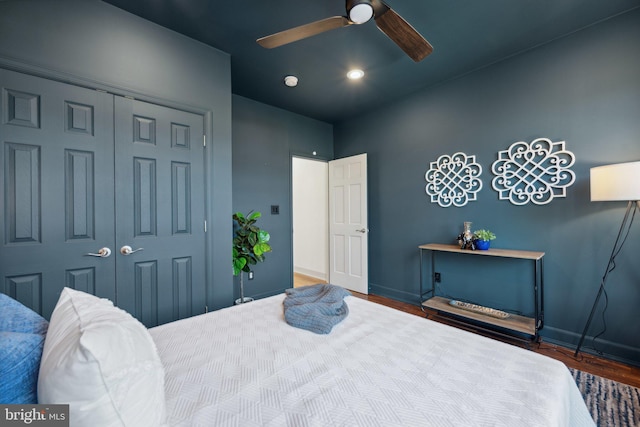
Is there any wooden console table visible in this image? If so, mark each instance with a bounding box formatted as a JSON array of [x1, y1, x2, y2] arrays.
[[419, 243, 545, 340]]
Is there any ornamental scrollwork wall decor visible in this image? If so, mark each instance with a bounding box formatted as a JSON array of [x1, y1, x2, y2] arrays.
[[425, 152, 483, 207], [491, 138, 576, 206]]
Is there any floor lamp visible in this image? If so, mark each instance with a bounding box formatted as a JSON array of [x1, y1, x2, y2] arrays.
[[574, 161, 640, 357]]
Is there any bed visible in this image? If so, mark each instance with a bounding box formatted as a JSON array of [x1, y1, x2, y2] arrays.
[[151, 293, 593, 426], [2, 287, 594, 426]]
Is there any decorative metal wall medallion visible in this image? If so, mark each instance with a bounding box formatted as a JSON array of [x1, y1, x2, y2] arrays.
[[491, 138, 575, 205], [425, 152, 483, 207]]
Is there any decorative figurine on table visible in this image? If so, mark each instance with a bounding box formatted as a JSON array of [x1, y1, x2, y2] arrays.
[[457, 221, 476, 250]]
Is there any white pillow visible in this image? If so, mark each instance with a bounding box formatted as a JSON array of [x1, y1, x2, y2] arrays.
[[38, 288, 167, 427]]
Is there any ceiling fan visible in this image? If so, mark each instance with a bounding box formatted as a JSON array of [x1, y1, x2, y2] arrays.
[[256, 0, 433, 62]]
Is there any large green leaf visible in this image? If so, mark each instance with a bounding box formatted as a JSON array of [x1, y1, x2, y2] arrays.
[[248, 232, 257, 246], [233, 257, 247, 276], [254, 242, 272, 256], [258, 230, 270, 243]]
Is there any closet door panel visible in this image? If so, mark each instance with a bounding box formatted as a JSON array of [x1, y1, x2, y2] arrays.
[[0, 69, 115, 319], [114, 97, 206, 327]]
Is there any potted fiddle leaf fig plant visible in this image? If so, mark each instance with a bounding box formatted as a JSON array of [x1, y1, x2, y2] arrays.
[[473, 229, 496, 250], [232, 211, 272, 304]]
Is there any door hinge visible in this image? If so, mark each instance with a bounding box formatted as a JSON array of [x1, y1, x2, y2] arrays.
[[204, 220, 207, 232], [203, 135, 206, 147]]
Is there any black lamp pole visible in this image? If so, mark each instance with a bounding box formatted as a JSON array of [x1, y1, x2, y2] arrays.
[[574, 200, 637, 357]]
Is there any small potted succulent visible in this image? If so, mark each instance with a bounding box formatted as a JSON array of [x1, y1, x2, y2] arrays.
[[473, 229, 496, 250]]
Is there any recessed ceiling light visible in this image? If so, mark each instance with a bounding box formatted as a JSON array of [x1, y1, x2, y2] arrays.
[[347, 69, 365, 80], [284, 75, 298, 87]]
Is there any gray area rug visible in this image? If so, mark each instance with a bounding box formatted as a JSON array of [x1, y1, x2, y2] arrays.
[[570, 368, 640, 427]]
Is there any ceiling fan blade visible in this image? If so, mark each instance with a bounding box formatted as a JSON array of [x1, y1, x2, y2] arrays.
[[374, 4, 433, 62], [257, 16, 352, 49]]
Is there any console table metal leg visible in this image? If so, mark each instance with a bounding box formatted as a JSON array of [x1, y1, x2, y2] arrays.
[[431, 251, 436, 297], [539, 257, 544, 330]]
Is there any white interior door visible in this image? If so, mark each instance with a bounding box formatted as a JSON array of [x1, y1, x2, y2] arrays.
[[329, 153, 368, 294]]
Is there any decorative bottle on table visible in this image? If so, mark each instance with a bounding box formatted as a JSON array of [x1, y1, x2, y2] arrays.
[[458, 221, 475, 250]]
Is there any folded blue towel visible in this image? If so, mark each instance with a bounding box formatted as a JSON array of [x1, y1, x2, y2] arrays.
[[283, 284, 351, 334]]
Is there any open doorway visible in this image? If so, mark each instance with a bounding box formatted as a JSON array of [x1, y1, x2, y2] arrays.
[[292, 157, 329, 287]]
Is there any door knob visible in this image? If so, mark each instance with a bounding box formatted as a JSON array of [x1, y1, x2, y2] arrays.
[[86, 247, 111, 257], [120, 245, 144, 255], [356, 228, 369, 233]]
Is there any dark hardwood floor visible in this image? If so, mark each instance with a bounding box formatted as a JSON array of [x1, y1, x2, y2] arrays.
[[294, 273, 640, 388]]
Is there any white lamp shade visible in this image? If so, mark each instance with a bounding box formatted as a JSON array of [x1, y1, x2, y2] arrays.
[[590, 161, 640, 201]]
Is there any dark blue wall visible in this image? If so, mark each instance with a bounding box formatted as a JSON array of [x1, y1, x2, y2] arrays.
[[0, 0, 234, 309], [334, 10, 640, 365], [232, 95, 334, 300]]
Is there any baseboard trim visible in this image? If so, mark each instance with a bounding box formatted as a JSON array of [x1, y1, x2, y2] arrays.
[[368, 283, 420, 305], [294, 267, 327, 282], [541, 326, 640, 368]]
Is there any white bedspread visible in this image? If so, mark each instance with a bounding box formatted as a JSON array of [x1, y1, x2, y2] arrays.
[[149, 294, 594, 427]]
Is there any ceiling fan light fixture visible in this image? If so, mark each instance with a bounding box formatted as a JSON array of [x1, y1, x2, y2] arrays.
[[348, 1, 374, 24], [257, 0, 432, 62]]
